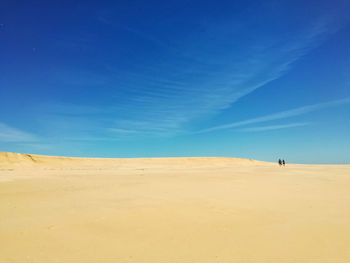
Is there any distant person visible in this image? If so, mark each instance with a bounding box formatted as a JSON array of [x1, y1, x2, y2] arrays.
[[282, 159, 285, 166], [278, 159, 282, 166]]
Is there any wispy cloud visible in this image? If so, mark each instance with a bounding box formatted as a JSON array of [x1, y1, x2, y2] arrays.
[[199, 97, 350, 133], [0, 123, 38, 142], [103, 18, 340, 135], [108, 128, 139, 135], [47, 103, 109, 116], [32, 8, 347, 139], [238, 122, 310, 132]]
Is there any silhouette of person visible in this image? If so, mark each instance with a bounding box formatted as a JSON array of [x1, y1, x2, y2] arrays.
[[282, 159, 285, 166], [278, 159, 282, 166]]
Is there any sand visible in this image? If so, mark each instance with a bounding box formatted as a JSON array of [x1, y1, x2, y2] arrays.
[[1, 152, 350, 263]]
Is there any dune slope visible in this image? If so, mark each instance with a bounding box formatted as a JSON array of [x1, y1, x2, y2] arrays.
[[1, 152, 350, 263]]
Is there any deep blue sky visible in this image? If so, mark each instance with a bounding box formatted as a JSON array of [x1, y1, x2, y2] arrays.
[[1, 0, 350, 163]]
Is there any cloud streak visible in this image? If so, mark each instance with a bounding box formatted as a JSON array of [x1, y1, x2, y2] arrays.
[[105, 18, 338, 135], [199, 97, 350, 133], [0, 123, 38, 142], [16, 5, 347, 141], [238, 122, 310, 132]]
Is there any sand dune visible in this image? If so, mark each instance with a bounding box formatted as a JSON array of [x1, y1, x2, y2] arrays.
[[0, 152, 265, 169], [1, 152, 350, 262]]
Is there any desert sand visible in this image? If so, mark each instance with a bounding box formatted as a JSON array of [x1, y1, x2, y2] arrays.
[[1, 152, 350, 263]]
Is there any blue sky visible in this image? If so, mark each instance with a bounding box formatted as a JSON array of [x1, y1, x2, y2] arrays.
[[1, 0, 350, 163]]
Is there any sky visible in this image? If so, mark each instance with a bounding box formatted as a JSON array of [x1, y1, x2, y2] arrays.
[[1, 0, 350, 164]]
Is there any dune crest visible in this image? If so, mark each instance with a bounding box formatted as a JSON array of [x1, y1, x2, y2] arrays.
[[0, 151, 266, 170]]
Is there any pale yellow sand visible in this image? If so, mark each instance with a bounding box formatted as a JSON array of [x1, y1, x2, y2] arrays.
[[1, 152, 350, 263]]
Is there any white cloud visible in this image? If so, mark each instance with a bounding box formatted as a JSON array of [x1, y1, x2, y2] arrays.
[[0, 123, 38, 142], [106, 18, 339, 135], [199, 97, 350, 133], [238, 122, 310, 132], [108, 128, 139, 134]]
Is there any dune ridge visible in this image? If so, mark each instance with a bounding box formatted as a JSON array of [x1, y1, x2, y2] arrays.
[[0, 151, 267, 169]]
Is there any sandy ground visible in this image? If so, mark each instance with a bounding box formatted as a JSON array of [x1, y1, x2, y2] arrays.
[[1, 152, 350, 263]]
